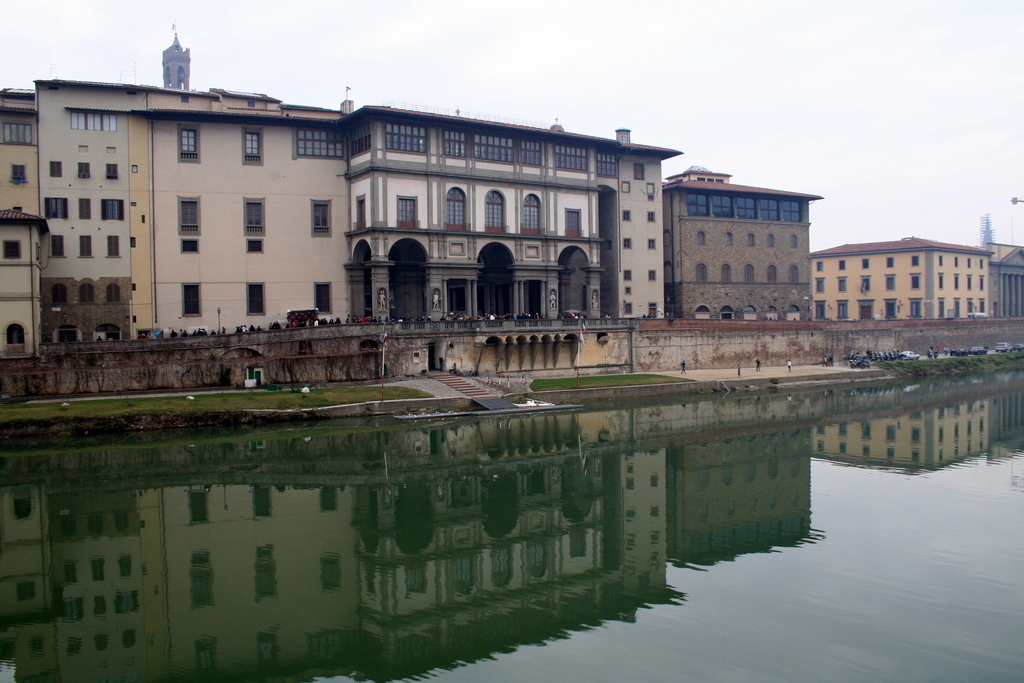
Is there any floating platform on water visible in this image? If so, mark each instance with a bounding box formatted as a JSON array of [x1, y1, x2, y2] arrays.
[[395, 400, 582, 421]]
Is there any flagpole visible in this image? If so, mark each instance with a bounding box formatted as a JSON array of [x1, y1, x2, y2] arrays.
[[379, 322, 388, 403], [575, 318, 585, 389]]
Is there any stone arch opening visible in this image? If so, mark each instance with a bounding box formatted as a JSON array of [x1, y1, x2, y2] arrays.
[[351, 240, 373, 318], [558, 246, 589, 314], [478, 242, 515, 316], [389, 238, 427, 319]]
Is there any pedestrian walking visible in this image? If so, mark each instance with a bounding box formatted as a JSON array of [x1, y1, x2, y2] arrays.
[[738, 364, 742, 376], [755, 358, 761, 372], [787, 360, 792, 372], [680, 360, 686, 374]]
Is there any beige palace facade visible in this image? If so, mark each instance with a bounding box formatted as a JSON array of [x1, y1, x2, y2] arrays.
[[810, 237, 992, 320]]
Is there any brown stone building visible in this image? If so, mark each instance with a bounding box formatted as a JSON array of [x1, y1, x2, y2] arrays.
[[661, 166, 821, 320]]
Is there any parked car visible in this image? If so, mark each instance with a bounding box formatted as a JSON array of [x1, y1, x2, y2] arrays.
[[949, 348, 969, 356], [1013, 344, 1024, 352], [995, 342, 1012, 352], [899, 351, 921, 360], [968, 346, 988, 355]]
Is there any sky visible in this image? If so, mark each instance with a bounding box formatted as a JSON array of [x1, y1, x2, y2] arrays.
[[3, 0, 1023, 252]]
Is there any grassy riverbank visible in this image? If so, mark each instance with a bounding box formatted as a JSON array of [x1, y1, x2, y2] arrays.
[[0, 386, 431, 425], [530, 373, 691, 391], [879, 352, 1024, 378]]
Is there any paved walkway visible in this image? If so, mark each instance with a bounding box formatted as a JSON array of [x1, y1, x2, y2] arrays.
[[652, 362, 861, 383]]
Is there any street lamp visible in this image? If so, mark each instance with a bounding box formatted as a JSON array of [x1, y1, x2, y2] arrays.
[[217, 307, 221, 333]]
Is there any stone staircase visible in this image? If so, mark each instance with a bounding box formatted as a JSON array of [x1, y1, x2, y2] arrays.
[[429, 373, 519, 410]]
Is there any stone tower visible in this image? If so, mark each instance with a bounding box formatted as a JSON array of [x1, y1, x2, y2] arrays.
[[162, 33, 190, 90]]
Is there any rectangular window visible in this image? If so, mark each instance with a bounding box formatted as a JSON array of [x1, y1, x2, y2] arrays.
[[70, 112, 116, 131], [79, 198, 91, 220], [101, 199, 124, 220], [350, 124, 371, 155], [11, 163, 26, 182], [247, 283, 265, 315], [554, 145, 587, 170], [312, 201, 331, 236], [397, 197, 417, 228], [939, 274, 944, 289], [443, 130, 465, 157], [712, 195, 733, 218], [296, 129, 343, 157], [815, 278, 825, 293], [180, 199, 199, 234], [77, 162, 90, 179], [50, 160, 63, 177], [623, 302, 633, 314], [648, 238, 657, 249], [104, 163, 117, 179], [179, 127, 199, 161], [687, 194, 709, 216], [188, 490, 208, 523], [520, 140, 541, 166], [980, 275, 984, 291], [648, 270, 657, 281], [647, 211, 656, 222], [474, 134, 513, 162], [816, 261, 824, 271], [51, 234, 65, 257], [79, 235, 92, 257], [781, 200, 800, 221], [633, 163, 645, 180], [107, 235, 120, 257], [838, 259, 846, 270], [838, 277, 847, 292], [885, 300, 897, 318], [623, 270, 632, 281], [837, 301, 848, 318], [245, 200, 264, 235], [246, 239, 263, 253], [862, 258, 870, 269], [736, 197, 756, 219], [886, 257, 894, 267], [386, 124, 427, 153], [565, 209, 581, 237], [815, 301, 826, 318], [861, 277, 871, 293], [243, 130, 262, 164], [758, 199, 779, 220], [182, 284, 200, 316], [911, 274, 920, 289], [2, 122, 32, 143], [886, 275, 895, 290], [597, 153, 617, 177], [315, 283, 331, 312], [623, 238, 632, 249], [3, 241, 20, 259], [622, 209, 631, 221], [910, 300, 922, 317], [181, 239, 199, 253]]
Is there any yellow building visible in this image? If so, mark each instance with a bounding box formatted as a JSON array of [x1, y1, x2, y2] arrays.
[[0, 88, 39, 216], [810, 237, 992, 320]]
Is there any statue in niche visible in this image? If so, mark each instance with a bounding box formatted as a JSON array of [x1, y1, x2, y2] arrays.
[[378, 288, 387, 311], [591, 289, 599, 311], [432, 289, 441, 311], [549, 289, 557, 310]]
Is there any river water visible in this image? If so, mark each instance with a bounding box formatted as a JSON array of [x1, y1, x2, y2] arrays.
[[1, 374, 1023, 683]]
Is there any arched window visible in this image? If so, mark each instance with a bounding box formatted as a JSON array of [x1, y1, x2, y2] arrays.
[[96, 324, 120, 341], [522, 194, 540, 234], [106, 283, 121, 303], [720, 305, 734, 320], [725, 232, 733, 246], [767, 265, 778, 282], [767, 234, 775, 248], [790, 234, 798, 248], [721, 264, 731, 282], [789, 265, 800, 283], [79, 283, 95, 303], [747, 233, 756, 247], [744, 265, 755, 282], [6, 323, 25, 344], [697, 231, 706, 245], [696, 264, 707, 282], [52, 283, 67, 304], [485, 191, 504, 232], [445, 188, 465, 230]]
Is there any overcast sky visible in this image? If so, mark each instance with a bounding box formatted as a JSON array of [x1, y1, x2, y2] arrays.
[[3, 0, 1023, 252]]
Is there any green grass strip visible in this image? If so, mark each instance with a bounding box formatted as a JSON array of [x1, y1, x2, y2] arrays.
[[0, 386, 431, 425]]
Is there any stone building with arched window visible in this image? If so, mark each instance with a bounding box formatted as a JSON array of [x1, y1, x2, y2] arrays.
[[661, 166, 821, 320]]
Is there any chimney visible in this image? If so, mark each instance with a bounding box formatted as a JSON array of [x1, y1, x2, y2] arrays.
[[615, 128, 631, 144], [340, 99, 354, 115]]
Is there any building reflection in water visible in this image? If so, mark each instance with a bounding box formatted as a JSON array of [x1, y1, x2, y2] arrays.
[[3, 380, 1024, 682]]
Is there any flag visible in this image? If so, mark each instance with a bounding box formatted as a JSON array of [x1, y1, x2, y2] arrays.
[[379, 323, 388, 345], [580, 320, 588, 334]]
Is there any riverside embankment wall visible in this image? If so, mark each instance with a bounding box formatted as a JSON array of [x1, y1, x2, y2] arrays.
[[3, 318, 1024, 396]]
